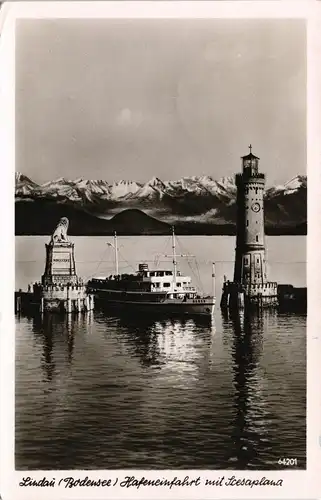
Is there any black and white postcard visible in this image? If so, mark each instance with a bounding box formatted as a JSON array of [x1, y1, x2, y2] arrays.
[[0, 1, 320, 499]]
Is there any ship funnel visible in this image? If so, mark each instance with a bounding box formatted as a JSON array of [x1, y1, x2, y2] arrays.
[[138, 263, 149, 272]]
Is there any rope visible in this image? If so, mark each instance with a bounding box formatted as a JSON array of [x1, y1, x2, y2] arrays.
[[117, 249, 136, 273], [84, 245, 111, 280], [153, 235, 171, 268], [194, 259, 204, 293], [175, 237, 204, 291]]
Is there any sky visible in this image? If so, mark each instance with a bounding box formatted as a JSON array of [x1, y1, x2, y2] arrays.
[[16, 19, 306, 186]]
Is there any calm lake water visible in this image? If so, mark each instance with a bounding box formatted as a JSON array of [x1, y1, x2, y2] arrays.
[[15, 235, 306, 470]]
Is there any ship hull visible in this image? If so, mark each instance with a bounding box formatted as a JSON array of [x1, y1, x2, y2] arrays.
[[91, 293, 215, 317]]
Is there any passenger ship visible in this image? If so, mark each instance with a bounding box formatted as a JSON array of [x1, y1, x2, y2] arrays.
[[87, 229, 215, 317]]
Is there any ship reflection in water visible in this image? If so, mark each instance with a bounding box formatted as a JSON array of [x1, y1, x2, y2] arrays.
[[15, 308, 306, 470]]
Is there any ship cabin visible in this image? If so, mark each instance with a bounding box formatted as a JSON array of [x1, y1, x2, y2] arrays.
[[89, 263, 198, 300], [137, 264, 196, 296]]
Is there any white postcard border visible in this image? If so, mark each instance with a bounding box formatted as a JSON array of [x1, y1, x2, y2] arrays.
[[0, 2, 320, 499]]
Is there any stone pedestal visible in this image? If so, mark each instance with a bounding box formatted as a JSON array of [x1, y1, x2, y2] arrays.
[[36, 217, 94, 313], [42, 241, 77, 286]]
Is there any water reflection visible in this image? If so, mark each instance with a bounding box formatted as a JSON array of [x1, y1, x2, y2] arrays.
[[28, 310, 215, 376], [102, 311, 215, 369], [31, 313, 93, 383], [233, 311, 263, 468], [15, 307, 305, 470], [117, 314, 163, 367], [223, 310, 269, 469]]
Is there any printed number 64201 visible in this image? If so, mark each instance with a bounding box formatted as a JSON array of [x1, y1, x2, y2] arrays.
[[278, 458, 298, 466]]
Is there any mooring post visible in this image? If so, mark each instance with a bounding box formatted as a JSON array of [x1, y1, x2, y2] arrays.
[[238, 292, 245, 308], [15, 295, 21, 314]]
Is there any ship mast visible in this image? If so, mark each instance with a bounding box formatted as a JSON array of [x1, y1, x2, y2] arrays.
[[114, 231, 119, 275], [171, 226, 177, 282]]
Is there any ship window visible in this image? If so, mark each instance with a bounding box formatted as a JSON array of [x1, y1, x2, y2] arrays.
[[244, 258, 248, 265], [176, 283, 182, 287], [165, 271, 172, 276], [256, 236, 258, 242], [255, 188, 258, 194], [256, 259, 259, 264], [183, 282, 187, 285], [150, 271, 156, 277], [163, 283, 171, 288], [155, 282, 160, 288], [246, 220, 249, 227]]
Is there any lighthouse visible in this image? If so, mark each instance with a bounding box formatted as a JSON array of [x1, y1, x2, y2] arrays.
[[234, 145, 267, 285], [221, 146, 278, 310]]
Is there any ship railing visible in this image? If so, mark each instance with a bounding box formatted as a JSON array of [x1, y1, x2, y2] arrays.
[[39, 283, 87, 292]]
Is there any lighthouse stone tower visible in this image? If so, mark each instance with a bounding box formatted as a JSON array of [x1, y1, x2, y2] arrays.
[[234, 146, 266, 285], [221, 146, 278, 309]]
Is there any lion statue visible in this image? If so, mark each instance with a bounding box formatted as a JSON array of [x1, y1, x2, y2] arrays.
[[51, 217, 70, 243]]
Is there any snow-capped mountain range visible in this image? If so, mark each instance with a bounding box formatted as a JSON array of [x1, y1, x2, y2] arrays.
[[16, 172, 306, 204], [15, 172, 307, 235], [15, 172, 239, 202]]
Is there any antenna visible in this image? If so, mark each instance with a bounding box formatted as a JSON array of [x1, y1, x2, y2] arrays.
[[212, 262, 216, 299], [107, 232, 119, 275], [171, 226, 177, 282], [114, 231, 119, 275]]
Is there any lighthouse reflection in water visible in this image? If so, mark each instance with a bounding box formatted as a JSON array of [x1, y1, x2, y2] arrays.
[[15, 307, 306, 470]]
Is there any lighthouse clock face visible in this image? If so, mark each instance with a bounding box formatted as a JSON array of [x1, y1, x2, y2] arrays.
[[251, 202, 261, 213]]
